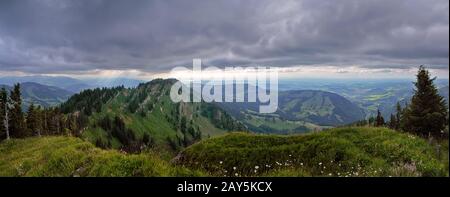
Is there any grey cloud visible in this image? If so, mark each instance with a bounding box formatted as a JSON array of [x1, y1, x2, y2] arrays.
[[0, 0, 448, 75]]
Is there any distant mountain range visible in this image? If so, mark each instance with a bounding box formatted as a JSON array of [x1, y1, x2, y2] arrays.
[[0, 82, 74, 109], [278, 79, 450, 118], [0, 75, 144, 93], [0, 75, 146, 109], [1, 77, 447, 134], [218, 90, 365, 134], [0, 76, 89, 93]]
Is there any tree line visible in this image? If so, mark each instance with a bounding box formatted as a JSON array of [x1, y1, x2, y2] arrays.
[[350, 66, 448, 138], [60, 86, 124, 115], [0, 84, 88, 141]]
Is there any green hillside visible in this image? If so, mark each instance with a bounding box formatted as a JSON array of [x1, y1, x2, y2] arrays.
[[278, 91, 365, 125], [1, 127, 447, 177], [219, 90, 365, 133], [0, 136, 202, 177], [60, 79, 246, 152], [176, 127, 448, 177]]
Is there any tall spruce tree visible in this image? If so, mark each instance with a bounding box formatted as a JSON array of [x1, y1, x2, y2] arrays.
[[9, 83, 26, 138], [375, 109, 385, 127], [388, 114, 397, 129], [0, 88, 9, 140], [26, 103, 42, 137], [395, 102, 402, 130], [26, 103, 35, 135], [41, 108, 48, 135], [402, 66, 448, 137], [35, 105, 43, 136]]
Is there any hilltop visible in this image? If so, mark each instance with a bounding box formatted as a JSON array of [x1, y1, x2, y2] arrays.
[[60, 79, 246, 152], [0, 136, 201, 177], [1, 127, 447, 177], [177, 127, 448, 177]]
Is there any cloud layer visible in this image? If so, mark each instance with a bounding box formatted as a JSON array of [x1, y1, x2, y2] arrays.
[[0, 0, 448, 77]]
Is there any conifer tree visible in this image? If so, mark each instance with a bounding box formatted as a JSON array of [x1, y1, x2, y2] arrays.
[[388, 114, 397, 129], [375, 109, 385, 127], [9, 84, 26, 138], [402, 66, 448, 137], [26, 103, 36, 135], [26, 103, 42, 136], [395, 102, 402, 130], [35, 105, 43, 136], [0, 88, 9, 140], [41, 108, 49, 135]]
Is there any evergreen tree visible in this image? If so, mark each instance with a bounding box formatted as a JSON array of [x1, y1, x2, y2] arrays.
[[0, 88, 9, 140], [26, 103, 42, 136], [375, 109, 385, 127], [402, 66, 448, 137], [26, 103, 36, 135], [46, 108, 56, 135], [395, 102, 402, 130], [49, 107, 63, 135], [35, 105, 43, 136], [388, 114, 397, 130], [41, 108, 49, 135], [9, 84, 26, 138]]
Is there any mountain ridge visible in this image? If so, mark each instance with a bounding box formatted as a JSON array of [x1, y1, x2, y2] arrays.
[[0, 75, 144, 93], [1, 82, 74, 109], [217, 89, 365, 134], [60, 78, 246, 152]]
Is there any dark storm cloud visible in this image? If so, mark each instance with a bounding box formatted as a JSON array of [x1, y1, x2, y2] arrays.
[[0, 0, 448, 75]]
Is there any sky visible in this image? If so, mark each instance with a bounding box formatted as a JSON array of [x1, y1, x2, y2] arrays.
[[0, 0, 448, 80]]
